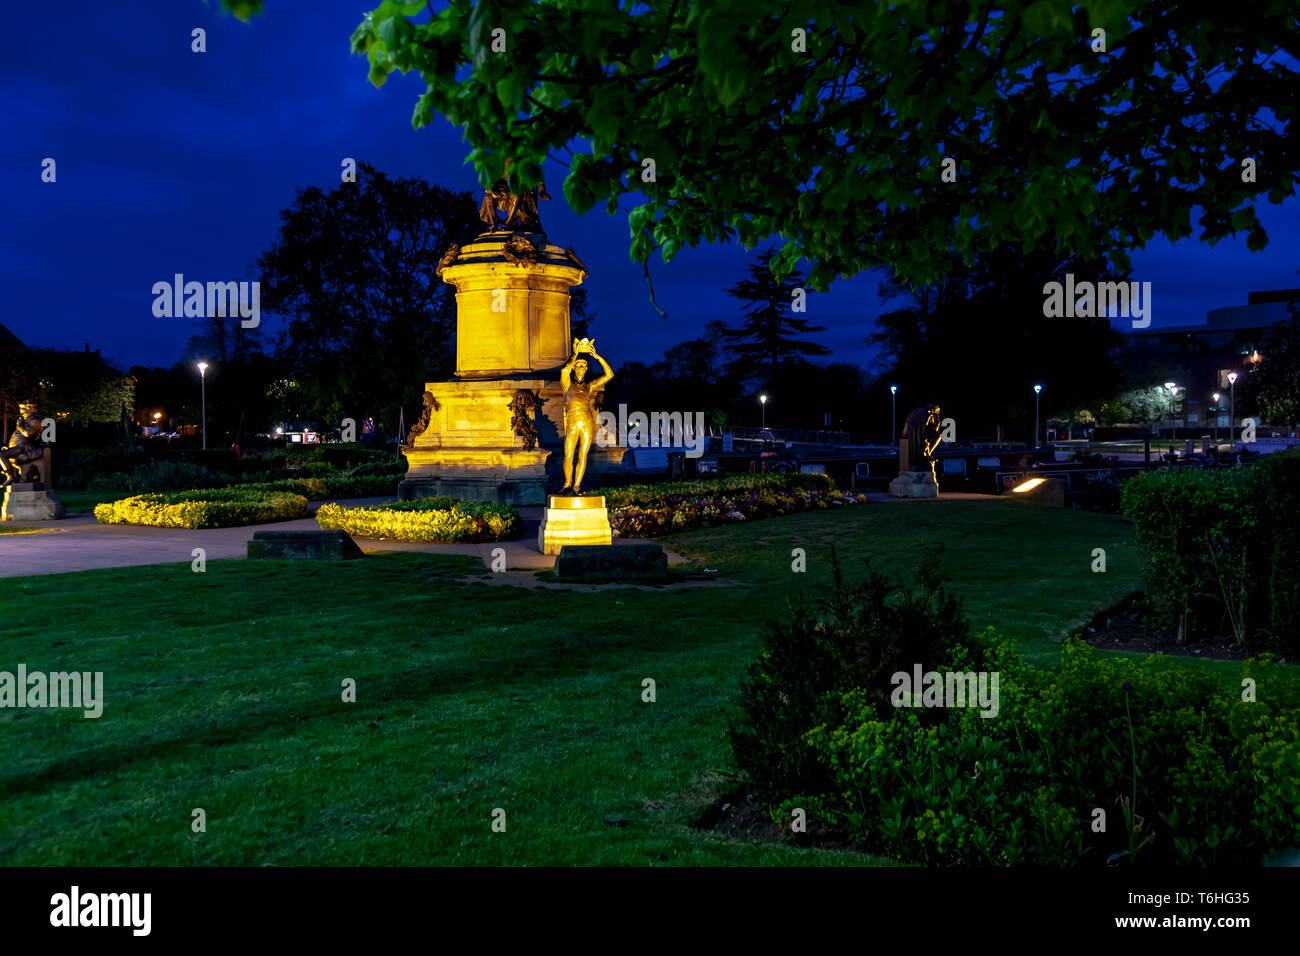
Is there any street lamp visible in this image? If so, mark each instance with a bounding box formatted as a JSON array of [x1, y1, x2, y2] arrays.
[[1227, 371, 1238, 443], [759, 393, 768, 429], [1033, 384, 1042, 448], [1164, 382, 1177, 442], [197, 361, 209, 451], [890, 385, 898, 447]]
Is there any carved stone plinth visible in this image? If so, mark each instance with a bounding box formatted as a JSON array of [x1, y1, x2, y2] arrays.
[[889, 470, 939, 499], [2, 483, 66, 521], [538, 495, 612, 555]]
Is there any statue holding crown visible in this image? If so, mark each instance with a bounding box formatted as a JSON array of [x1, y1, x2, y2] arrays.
[[559, 338, 613, 495]]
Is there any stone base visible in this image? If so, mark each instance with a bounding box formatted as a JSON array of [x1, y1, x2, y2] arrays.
[[555, 543, 667, 581], [247, 529, 364, 560], [2, 484, 66, 521], [889, 471, 939, 499], [538, 494, 612, 554]]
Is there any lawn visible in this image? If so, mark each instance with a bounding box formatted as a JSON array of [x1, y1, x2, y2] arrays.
[[0, 499, 1251, 865]]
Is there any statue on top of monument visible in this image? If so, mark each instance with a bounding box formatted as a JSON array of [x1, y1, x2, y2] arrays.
[[1, 402, 49, 487], [478, 158, 551, 234], [559, 339, 613, 495]]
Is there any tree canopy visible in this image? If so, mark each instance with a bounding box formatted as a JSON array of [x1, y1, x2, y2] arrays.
[[333, 0, 1300, 289]]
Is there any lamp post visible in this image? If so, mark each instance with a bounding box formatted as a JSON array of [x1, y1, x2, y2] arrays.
[[1212, 393, 1221, 442], [197, 361, 209, 451], [1228, 371, 1238, 443], [890, 385, 897, 447], [759, 393, 767, 429], [1033, 384, 1042, 448]]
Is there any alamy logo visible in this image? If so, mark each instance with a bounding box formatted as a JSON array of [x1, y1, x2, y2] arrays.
[[0, 664, 103, 718], [595, 405, 706, 458], [151, 274, 260, 328], [890, 665, 1000, 718], [1042, 274, 1152, 329], [50, 886, 151, 936]]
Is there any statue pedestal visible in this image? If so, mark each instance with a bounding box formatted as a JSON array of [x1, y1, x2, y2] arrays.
[[2, 483, 66, 521], [889, 471, 939, 499], [538, 495, 612, 555]]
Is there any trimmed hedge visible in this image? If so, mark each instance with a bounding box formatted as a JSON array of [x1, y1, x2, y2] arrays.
[[1120, 453, 1299, 653], [241, 474, 400, 500], [316, 497, 520, 543], [94, 488, 309, 529]]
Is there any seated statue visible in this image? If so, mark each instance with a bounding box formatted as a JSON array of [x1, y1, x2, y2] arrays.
[[478, 158, 551, 233], [1, 403, 49, 487]]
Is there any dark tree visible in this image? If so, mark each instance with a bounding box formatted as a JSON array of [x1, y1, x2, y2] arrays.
[[722, 248, 830, 386], [257, 162, 480, 434], [869, 247, 1126, 438]]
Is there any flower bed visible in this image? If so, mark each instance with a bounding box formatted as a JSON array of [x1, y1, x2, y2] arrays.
[[608, 473, 866, 537], [315, 497, 520, 543], [93, 488, 309, 529]]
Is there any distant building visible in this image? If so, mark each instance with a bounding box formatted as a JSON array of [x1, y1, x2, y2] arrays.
[[1125, 289, 1298, 428]]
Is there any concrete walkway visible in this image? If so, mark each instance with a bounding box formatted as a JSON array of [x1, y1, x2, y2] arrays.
[[0, 498, 687, 579]]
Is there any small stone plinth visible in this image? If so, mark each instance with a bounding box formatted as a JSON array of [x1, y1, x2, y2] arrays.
[[555, 543, 668, 582], [247, 529, 364, 561], [889, 470, 939, 499], [2, 484, 65, 521], [1006, 476, 1066, 507], [538, 494, 612, 554]]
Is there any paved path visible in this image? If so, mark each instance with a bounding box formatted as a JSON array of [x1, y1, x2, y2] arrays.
[[0, 498, 686, 579]]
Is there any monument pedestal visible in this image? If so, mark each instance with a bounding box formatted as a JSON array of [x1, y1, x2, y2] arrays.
[[538, 495, 612, 555], [401, 231, 625, 505], [2, 482, 66, 521], [889, 471, 939, 499]]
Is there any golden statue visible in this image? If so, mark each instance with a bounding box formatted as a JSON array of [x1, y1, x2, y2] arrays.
[[1, 403, 48, 487], [559, 339, 612, 494]]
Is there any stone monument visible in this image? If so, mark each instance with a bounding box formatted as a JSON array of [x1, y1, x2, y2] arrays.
[[1, 402, 66, 521], [889, 404, 942, 499], [400, 164, 623, 504]]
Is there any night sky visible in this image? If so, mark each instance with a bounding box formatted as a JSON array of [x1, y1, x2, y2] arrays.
[[5, 2, 1297, 377]]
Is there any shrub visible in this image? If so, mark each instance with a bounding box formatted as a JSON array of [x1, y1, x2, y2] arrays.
[[1120, 467, 1268, 646], [728, 548, 976, 799], [604, 472, 832, 509], [798, 637, 1300, 866], [316, 498, 520, 543], [93, 488, 309, 529], [1257, 451, 1300, 655], [608, 473, 863, 538], [240, 474, 400, 500]]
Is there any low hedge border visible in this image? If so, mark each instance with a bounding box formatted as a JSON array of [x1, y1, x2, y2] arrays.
[[93, 488, 309, 529], [316, 497, 521, 543]]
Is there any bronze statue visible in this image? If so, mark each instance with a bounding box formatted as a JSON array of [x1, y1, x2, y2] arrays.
[[478, 159, 551, 233], [435, 242, 460, 278], [559, 338, 612, 495], [508, 389, 540, 451], [405, 391, 438, 447], [1, 403, 48, 486], [900, 404, 943, 484]]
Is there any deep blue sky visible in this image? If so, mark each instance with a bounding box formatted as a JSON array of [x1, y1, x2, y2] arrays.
[[4, 2, 1297, 377]]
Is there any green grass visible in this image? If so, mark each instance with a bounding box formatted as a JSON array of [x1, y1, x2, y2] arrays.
[[0, 499, 1260, 865], [51, 490, 119, 514]]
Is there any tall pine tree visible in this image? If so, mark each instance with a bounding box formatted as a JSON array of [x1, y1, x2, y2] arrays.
[[722, 247, 830, 386]]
